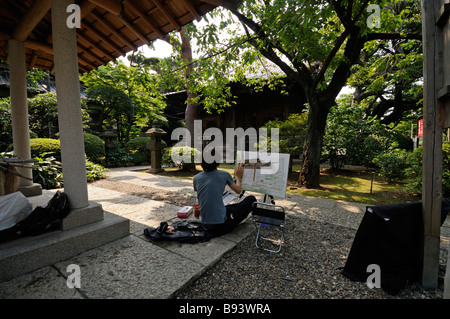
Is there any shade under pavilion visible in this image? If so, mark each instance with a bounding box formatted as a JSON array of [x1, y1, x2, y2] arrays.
[[0, 0, 240, 282]]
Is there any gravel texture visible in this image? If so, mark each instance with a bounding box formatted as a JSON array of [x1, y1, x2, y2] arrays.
[[91, 178, 448, 299]]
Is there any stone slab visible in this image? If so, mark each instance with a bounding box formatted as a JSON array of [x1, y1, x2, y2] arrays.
[[0, 212, 129, 282], [53, 235, 204, 299], [0, 266, 84, 299]]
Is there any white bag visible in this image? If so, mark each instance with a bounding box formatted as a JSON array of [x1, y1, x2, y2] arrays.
[[0, 192, 32, 231]]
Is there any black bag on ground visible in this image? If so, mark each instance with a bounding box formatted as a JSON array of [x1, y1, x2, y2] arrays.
[[144, 220, 212, 243], [342, 199, 450, 295], [16, 191, 71, 236]]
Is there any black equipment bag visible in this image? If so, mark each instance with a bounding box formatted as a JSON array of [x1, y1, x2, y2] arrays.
[[144, 220, 212, 243], [16, 190, 70, 236], [342, 199, 450, 295]]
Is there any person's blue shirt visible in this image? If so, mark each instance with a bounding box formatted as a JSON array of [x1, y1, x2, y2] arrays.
[[193, 170, 234, 225]]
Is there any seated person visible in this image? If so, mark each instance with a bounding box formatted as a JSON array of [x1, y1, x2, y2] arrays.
[[193, 153, 256, 237]]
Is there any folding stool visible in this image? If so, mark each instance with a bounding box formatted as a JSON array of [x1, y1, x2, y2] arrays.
[[251, 201, 285, 253]]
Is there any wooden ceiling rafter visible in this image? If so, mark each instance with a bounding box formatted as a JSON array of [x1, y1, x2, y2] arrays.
[[88, 10, 136, 52], [153, 0, 181, 31], [76, 30, 115, 61], [125, 0, 164, 39], [180, 0, 202, 21], [0, 0, 221, 73], [82, 20, 126, 56]]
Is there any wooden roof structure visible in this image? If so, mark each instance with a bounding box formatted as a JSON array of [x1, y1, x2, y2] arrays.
[[0, 0, 237, 74]]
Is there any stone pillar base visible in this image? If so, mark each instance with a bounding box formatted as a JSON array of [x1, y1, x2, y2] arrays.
[[60, 201, 104, 230], [18, 183, 42, 197]]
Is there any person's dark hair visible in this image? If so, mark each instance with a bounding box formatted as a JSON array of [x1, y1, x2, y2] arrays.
[[201, 148, 219, 172]]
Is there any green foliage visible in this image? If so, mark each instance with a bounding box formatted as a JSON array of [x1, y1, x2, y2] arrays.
[[28, 92, 59, 138], [162, 146, 201, 169], [32, 152, 107, 189], [261, 113, 308, 157], [30, 138, 61, 161], [125, 136, 155, 165], [27, 92, 91, 138], [405, 143, 450, 197], [85, 157, 107, 182], [373, 149, 409, 183], [0, 97, 12, 152], [84, 133, 105, 164], [32, 152, 63, 189], [322, 97, 413, 168], [105, 147, 133, 168], [81, 60, 167, 143]]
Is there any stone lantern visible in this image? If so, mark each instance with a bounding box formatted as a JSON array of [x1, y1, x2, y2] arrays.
[[99, 129, 117, 162], [145, 124, 167, 174]]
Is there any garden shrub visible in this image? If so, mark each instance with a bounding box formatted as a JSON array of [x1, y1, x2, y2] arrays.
[[30, 138, 61, 160], [162, 146, 201, 169], [125, 136, 154, 165], [373, 148, 409, 183], [105, 147, 133, 168], [84, 132, 105, 164], [404, 142, 450, 197]]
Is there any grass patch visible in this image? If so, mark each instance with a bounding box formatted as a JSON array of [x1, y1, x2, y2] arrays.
[[287, 168, 419, 205], [146, 163, 419, 205]]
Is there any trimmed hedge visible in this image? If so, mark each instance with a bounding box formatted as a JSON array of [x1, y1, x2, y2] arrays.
[[84, 132, 105, 164], [29, 134, 105, 164], [30, 138, 61, 160]]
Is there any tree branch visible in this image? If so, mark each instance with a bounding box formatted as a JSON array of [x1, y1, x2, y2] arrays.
[[366, 32, 422, 41], [313, 0, 371, 87], [229, 8, 313, 87]]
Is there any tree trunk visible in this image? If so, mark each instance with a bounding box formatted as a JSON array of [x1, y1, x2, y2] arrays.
[[299, 95, 331, 188], [180, 27, 200, 171]]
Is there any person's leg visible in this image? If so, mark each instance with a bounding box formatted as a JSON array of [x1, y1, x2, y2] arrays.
[[226, 195, 257, 225], [204, 196, 257, 237]]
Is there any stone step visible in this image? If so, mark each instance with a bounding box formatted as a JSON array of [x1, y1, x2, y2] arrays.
[[0, 211, 129, 283]]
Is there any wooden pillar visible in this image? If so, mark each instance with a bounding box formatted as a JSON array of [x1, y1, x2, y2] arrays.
[[421, 0, 446, 289]]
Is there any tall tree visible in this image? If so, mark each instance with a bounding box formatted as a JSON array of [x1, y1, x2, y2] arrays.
[[184, 0, 421, 188], [81, 60, 166, 143]]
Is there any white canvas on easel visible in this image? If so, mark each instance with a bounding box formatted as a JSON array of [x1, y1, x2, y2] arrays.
[[236, 151, 290, 199]]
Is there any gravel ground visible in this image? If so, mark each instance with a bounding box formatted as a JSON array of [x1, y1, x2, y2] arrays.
[[91, 179, 448, 299]]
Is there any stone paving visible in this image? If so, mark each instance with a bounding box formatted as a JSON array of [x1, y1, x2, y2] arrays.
[[0, 166, 448, 299]]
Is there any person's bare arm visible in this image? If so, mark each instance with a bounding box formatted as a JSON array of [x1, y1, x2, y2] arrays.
[[229, 163, 243, 194]]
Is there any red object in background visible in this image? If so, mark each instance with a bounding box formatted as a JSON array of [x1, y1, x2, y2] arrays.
[[418, 118, 423, 137], [194, 200, 200, 218]]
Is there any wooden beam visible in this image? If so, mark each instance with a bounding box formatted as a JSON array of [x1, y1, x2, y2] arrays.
[[436, 3, 450, 27], [89, 10, 137, 51], [76, 31, 115, 60], [180, 0, 202, 21], [87, 0, 151, 45], [87, 0, 123, 16], [152, 0, 181, 30], [29, 51, 39, 68], [125, 0, 164, 38], [25, 39, 54, 53], [112, 13, 150, 45], [83, 21, 126, 56], [12, 0, 51, 42], [24, 39, 98, 71], [201, 0, 240, 11]]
